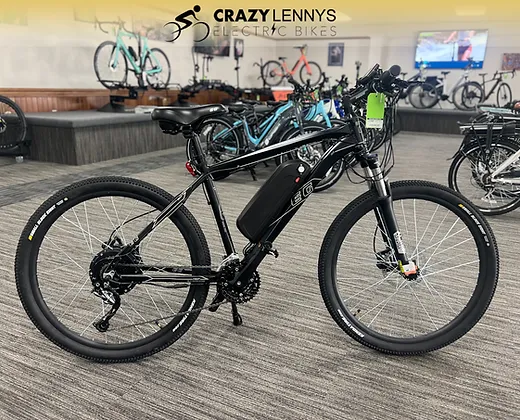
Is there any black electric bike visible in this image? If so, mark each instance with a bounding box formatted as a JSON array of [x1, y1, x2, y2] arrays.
[[15, 65, 499, 362]]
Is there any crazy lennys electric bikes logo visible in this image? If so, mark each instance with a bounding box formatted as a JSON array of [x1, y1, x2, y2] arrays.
[[164, 5, 337, 41]]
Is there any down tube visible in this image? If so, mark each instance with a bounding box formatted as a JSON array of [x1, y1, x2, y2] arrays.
[[258, 141, 358, 244]]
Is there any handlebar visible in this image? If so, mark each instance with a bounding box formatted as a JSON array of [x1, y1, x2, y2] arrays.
[[495, 69, 516, 78], [345, 64, 405, 105], [380, 65, 401, 89], [357, 64, 380, 86], [95, 17, 132, 34]]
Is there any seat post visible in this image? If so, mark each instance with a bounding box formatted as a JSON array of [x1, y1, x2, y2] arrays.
[[184, 128, 209, 174], [183, 128, 237, 256]]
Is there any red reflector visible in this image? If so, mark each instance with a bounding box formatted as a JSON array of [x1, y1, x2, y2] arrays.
[[186, 162, 196, 177], [295, 177, 300, 183]]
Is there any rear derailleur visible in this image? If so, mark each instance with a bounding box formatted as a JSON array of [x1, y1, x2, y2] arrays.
[[89, 236, 141, 332]]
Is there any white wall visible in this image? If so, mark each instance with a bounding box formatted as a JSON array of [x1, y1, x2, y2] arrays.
[[0, 11, 275, 89], [378, 22, 520, 95], [274, 38, 370, 88], [1, 11, 520, 102]]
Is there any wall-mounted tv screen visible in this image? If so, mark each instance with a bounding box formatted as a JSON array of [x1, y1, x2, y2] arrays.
[[193, 25, 230, 57], [415, 30, 488, 69]]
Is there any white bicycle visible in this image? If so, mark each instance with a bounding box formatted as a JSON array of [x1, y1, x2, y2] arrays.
[[448, 106, 520, 215], [412, 59, 477, 110]]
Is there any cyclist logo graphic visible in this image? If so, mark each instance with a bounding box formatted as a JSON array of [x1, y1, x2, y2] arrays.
[[164, 5, 211, 43]]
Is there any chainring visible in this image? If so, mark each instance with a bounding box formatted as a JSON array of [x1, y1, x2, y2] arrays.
[[219, 269, 261, 304]]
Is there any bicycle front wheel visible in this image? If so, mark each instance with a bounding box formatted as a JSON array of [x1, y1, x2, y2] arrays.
[[299, 61, 323, 87], [319, 181, 498, 354], [0, 95, 27, 149], [144, 48, 171, 89], [15, 177, 211, 362], [496, 83, 512, 108]]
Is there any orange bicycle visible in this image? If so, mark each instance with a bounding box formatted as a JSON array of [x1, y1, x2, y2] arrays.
[[261, 44, 323, 87]]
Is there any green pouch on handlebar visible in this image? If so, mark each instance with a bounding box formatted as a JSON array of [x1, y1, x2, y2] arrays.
[[366, 93, 385, 129]]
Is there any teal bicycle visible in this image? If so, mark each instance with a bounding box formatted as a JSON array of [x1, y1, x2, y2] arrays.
[[93, 18, 171, 90]]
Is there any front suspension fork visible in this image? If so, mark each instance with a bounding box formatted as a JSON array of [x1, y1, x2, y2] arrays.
[[361, 155, 417, 276]]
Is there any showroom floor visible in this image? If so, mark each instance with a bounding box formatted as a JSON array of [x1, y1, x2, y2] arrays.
[[0, 133, 518, 420]]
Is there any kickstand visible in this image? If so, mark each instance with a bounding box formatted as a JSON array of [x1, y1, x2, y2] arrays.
[[249, 167, 257, 181], [231, 302, 242, 326]]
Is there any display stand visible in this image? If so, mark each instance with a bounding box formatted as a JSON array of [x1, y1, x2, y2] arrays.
[[254, 59, 267, 88], [355, 61, 362, 82], [234, 57, 241, 88], [97, 86, 144, 113], [201, 55, 214, 80]]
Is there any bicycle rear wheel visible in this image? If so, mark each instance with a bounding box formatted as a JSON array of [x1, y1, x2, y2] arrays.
[[275, 122, 346, 192], [94, 41, 128, 89], [0, 95, 27, 150], [319, 181, 498, 354], [190, 117, 242, 180], [459, 82, 483, 110], [262, 61, 284, 86], [448, 139, 520, 215], [15, 177, 211, 363]]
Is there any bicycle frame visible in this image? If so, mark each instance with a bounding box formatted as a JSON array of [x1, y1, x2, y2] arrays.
[[112, 30, 162, 75], [113, 109, 413, 287], [275, 49, 312, 76], [443, 71, 468, 97], [480, 73, 512, 101], [241, 102, 295, 146], [215, 100, 331, 150], [490, 147, 520, 185]]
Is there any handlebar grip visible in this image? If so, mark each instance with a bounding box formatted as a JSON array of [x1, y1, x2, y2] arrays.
[[357, 64, 380, 86], [380, 65, 401, 88]]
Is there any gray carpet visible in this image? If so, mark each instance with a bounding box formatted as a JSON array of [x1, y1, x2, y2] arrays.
[[0, 133, 519, 420]]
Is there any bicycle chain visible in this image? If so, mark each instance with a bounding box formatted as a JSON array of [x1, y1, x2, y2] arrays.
[[109, 264, 229, 331]]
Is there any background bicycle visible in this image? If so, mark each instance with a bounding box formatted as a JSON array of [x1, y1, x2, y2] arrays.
[[413, 59, 477, 110], [461, 70, 516, 109], [261, 45, 323, 87], [93, 18, 171, 90], [0, 95, 27, 160]]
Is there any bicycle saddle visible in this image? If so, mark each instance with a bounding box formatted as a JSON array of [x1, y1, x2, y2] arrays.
[[441, 71, 451, 76], [278, 57, 287, 60], [228, 103, 248, 113], [152, 104, 227, 128], [253, 104, 272, 113], [293, 45, 306, 49], [479, 73, 487, 76]]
